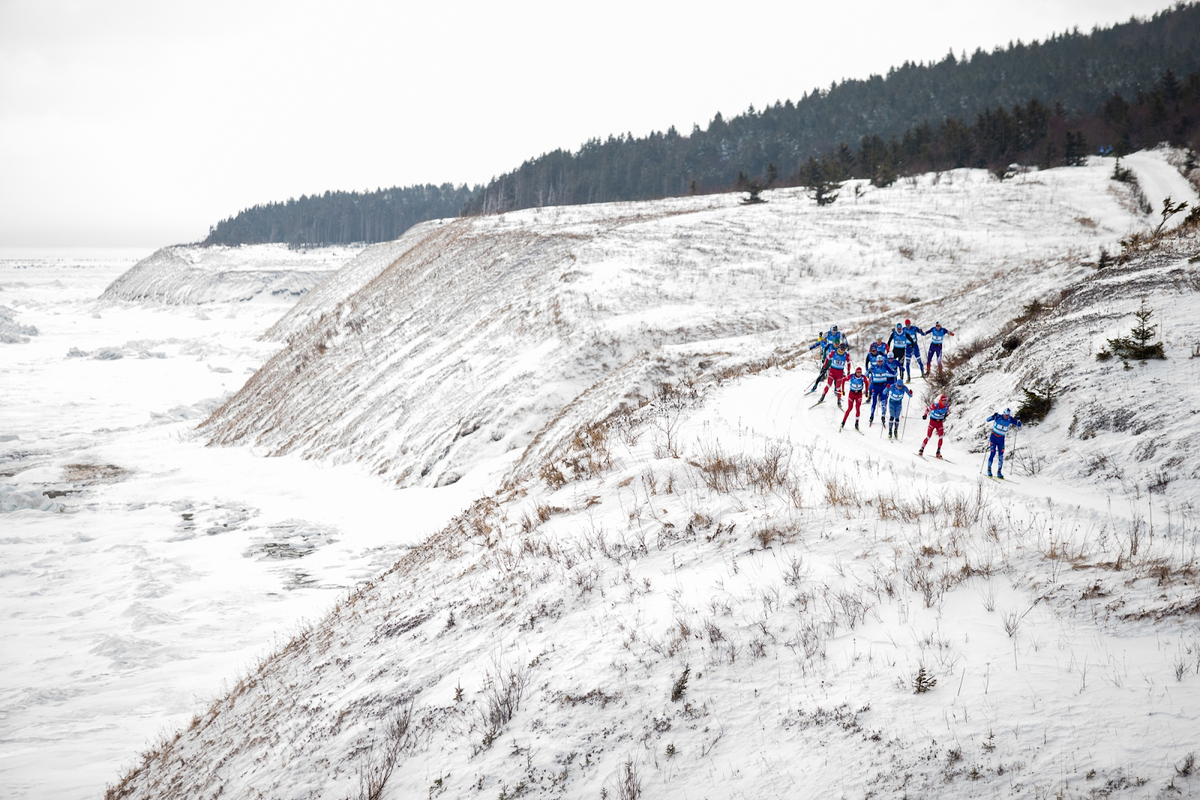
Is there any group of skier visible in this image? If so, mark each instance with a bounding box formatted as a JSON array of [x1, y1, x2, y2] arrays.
[[805, 320, 1022, 479]]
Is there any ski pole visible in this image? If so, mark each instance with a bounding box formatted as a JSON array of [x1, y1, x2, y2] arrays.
[[900, 396, 909, 442], [980, 425, 989, 475]]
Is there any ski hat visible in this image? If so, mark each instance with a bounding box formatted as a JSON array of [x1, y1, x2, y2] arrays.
[[905, 318, 911, 325], [831, 325, 838, 332], [939, 394, 948, 404], [1004, 408, 1012, 415], [895, 322, 902, 329], [875, 356, 884, 365], [855, 366, 863, 373], [934, 321, 941, 326]]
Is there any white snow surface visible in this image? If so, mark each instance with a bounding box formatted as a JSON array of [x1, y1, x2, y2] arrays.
[[0, 251, 507, 800], [205, 155, 1187, 492], [99, 244, 359, 305], [103, 153, 1200, 799], [7, 152, 1200, 800]]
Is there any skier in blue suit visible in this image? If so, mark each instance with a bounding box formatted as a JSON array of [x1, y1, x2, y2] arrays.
[[866, 356, 890, 426], [923, 322, 955, 370], [901, 319, 927, 380], [807, 326, 845, 392], [886, 378, 913, 440], [985, 409, 1022, 478], [886, 323, 908, 362]]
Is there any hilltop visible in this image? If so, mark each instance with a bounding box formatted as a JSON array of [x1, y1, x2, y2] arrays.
[[201, 4, 1200, 247]]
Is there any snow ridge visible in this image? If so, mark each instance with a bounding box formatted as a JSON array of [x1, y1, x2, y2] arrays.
[[202, 165, 1141, 489], [100, 244, 358, 305]]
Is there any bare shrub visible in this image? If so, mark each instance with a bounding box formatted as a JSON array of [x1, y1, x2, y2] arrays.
[[874, 492, 921, 522], [356, 699, 416, 800], [617, 757, 641, 800], [651, 383, 686, 458], [746, 440, 792, 491], [754, 525, 779, 549], [539, 463, 567, 491], [696, 441, 744, 492], [783, 555, 808, 588], [477, 659, 531, 749], [564, 421, 613, 480], [824, 476, 860, 508]]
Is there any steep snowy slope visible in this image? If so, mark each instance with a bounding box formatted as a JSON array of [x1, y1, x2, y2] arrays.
[[100, 244, 358, 305], [202, 160, 1147, 489], [110, 242, 1200, 798], [105, 152, 1200, 800], [939, 219, 1200, 506]]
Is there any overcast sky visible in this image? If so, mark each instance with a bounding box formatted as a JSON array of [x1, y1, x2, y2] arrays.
[[0, 0, 1181, 247]]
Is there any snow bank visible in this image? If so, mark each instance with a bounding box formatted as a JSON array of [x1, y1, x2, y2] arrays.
[[111, 330, 1200, 799], [99, 244, 360, 305], [203, 162, 1149, 488], [0, 304, 38, 343], [0, 484, 63, 513]]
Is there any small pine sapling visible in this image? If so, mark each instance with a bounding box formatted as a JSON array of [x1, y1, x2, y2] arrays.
[[1064, 130, 1089, 166], [799, 156, 841, 206], [1016, 378, 1057, 424], [1153, 196, 1190, 235], [671, 665, 690, 702], [913, 665, 937, 694], [1106, 299, 1166, 361], [740, 163, 778, 205]]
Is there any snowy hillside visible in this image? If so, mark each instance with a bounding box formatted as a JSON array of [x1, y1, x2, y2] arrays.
[[103, 152, 1200, 799], [201, 158, 1155, 489], [99, 244, 359, 305]]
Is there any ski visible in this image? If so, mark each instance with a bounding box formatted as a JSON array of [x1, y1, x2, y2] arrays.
[[986, 476, 1017, 484], [916, 453, 955, 464]]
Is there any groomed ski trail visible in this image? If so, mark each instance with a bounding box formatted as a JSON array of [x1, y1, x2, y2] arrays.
[[716, 366, 1110, 516]]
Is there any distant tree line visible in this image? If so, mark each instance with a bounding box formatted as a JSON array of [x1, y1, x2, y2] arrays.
[[792, 68, 1200, 192], [203, 3, 1200, 246], [462, 3, 1200, 214], [203, 184, 473, 247]]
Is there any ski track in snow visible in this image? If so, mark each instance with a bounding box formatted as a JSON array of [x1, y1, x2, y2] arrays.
[[3, 149, 1200, 799]]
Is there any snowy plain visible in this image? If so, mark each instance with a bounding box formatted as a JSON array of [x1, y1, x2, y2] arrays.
[[0, 248, 508, 799], [5, 148, 1200, 799]]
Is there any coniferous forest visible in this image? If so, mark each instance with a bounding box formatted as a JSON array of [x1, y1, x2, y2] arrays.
[[203, 184, 473, 247], [203, 3, 1200, 247]]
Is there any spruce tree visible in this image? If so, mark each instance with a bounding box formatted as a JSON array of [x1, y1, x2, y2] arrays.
[[1107, 299, 1167, 361]]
